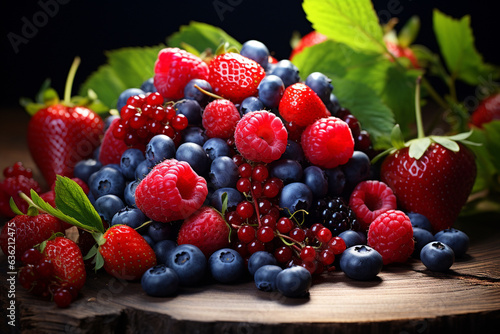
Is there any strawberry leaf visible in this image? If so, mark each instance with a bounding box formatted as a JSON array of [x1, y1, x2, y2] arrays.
[[430, 136, 460, 152], [390, 125, 406, 149], [302, 0, 385, 54], [408, 137, 431, 160], [54, 176, 104, 234], [83, 245, 98, 261]]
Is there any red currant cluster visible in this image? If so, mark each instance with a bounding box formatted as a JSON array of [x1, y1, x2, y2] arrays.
[[226, 157, 347, 275], [18, 248, 78, 308], [113, 92, 189, 147]]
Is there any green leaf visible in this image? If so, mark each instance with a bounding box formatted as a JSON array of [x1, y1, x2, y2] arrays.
[[390, 125, 406, 149], [79, 45, 164, 110], [54, 176, 104, 234], [9, 197, 24, 216], [398, 16, 420, 48], [83, 245, 98, 261], [468, 125, 499, 193], [302, 0, 385, 54], [408, 137, 431, 159], [167, 21, 241, 54], [433, 10, 500, 85]]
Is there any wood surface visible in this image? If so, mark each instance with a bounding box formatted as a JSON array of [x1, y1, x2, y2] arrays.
[[1, 109, 500, 334]]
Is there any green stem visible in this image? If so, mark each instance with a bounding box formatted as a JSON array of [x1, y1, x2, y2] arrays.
[[194, 84, 223, 100], [421, 76, 448, 110], [64, 56, 81, 104], [415, 76, 425, 139]]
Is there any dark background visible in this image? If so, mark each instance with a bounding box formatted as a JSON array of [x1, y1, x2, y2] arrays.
[[1, 0, 498, 110]]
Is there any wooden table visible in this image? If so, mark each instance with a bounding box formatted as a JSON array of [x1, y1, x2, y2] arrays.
[[1, 109, 500, 333]]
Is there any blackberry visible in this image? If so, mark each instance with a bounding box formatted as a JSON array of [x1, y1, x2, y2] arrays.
[[307, 197, 360, 235]]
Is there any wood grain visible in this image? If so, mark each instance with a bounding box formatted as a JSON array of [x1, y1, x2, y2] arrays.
[[1, 108, 500, 333]]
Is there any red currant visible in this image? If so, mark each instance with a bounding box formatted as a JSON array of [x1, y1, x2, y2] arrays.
[[54, 288, 73, 308], [236, 178, 251, 193], [300, 246, 316, 262], [274, 246, 292, 263], [327, 236, 347, 255], [289, 228, 306, 243], [316, 228, 332, 244], [146, 92, 164, 106], [171, 114, 189, 131], [237, 225, 256, 244], [256, 226, 275, 243], [319, 249, 335, 265], [238, 163, 252, 178], [247, 240, 265, 254], [236, 201, 254, 219], [276, 217, 294, 234], [21, 248, 43, 265], [252, 164, 269, 182]]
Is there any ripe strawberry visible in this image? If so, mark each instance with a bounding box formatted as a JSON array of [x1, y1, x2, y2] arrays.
[[41, 236, 87, 291], [278, 83, 330, 127], [98, 224, 156, 280], [469, 92, 500, 128], [380, 142, 476, 233], [208, 52, 266, 104], [0, 214, 64, 261], [385, 40, 420, 69], [154, 47, 209, 101], [98, 117, 132, 165], [177, 206, 231, 258], [289, 31, 328, 60]]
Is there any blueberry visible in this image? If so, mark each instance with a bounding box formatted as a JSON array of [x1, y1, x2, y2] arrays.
[[280, 140, 305, 163], [148, 221, 175, 243], [434, 228, 469, 258], [203, 138, 231, 161], [254, 265, 282, 292], [257, 75, 285, 108], [74, 159, 102, 184], [324, 167, 346, 196], [175, 142, 210, 177], [209, 248, 245, 284], [175, 99, 203, 126], [240, 40, 269, 69], [210, 187, 244, 212], [142, 235, 155, 248], [338, 230, 366, 248], [279, 182, 313, 215], [342, 151, 371, 191], [407, 212, 433, 232], [124, 180, 139, 207], [167, 244, 207, 286], [247, 251, 277, 276], [276, 266, 312, 298], [120, 148, 145, 180], [94, 194, 125, 222], [209, 156, 239, 189], [340, 245, 383, 280], [111, 207, 147, 230], [303, 166, 328, 199], [183, 79, 212, 107], [145, 134, 176, 165], [240, 96, 264, 115], [89, 166, 126, 199], [412, 227, 435, 259], [326, 93, 341, 116], [141, 264, 179, 297], [181, 126, 208, 146], [117, 88, 145, 111], [269, 60, 300, 87], [269, 159, 303, 184], [140, 77, 157, 93], [305, 72, 333, 105], [153, 240, 177, 265], [420, 241, 455, 272], [135, 159, 154, 180]]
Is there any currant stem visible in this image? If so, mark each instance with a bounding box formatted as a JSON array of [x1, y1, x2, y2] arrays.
[[64, 57, 81, 104], [194, 84, 223, 100], [415, 76, 425, 139], [249, 187, 262, 228]]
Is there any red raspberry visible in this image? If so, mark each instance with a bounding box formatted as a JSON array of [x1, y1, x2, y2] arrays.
[[177, 206, 231, 258], [202, 99, 241, 139], [234, 110, 288, 163], [3, 161, 33, 178], [349, 180, 397, 231], [278, 83, 330, 127], [0, 175, 42, 217], [135, 159, 208, 222], [300, 117, 354, 168], [367, 210, 414, 265], [154, 48, 209, 101]]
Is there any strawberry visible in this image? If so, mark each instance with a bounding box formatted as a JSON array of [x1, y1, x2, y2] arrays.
[[154, 47, 209, 101], [289, 31, 327, 60], [469, 92, 500, 128], [278, 83, 330, 127], [40, 236, 87, 291], [0, 213, 64, 261], [98, 117, 131, 165], [385, 40, 420, 69], [98, 224, 156, 280], [177, 206, 231, 258], [208, 52, 266, 105]]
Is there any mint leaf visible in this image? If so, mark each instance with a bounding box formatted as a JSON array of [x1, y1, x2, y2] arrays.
[[302, 0, 385, 54], [167, 21, 241, 54], [54, 176, 104, 234], [79, 45, 164, 110], [433, 10, 500, 85]]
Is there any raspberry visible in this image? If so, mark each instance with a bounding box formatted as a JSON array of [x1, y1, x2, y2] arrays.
[[300, 117, 354, 168], [3, 162, 33, 178], [135, 159, 208, 222], [367, 210, 414, 265], [177, 206, 231, 258], [234, 110, 288, 163], [202, 99, 241, 139], [349, 180, 397, 231], [0, 175, 42, 217], [278, 83, 330, 127], [154, 48, 209, 101]]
